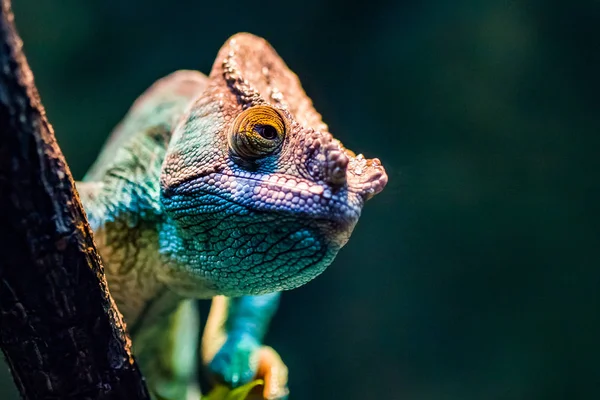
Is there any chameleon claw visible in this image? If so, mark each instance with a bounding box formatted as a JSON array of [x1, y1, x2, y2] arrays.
[[255, 346, 289, 400], [230, 372, 240, 387]]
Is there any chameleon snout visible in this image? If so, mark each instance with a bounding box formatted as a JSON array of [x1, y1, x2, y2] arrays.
[[301, 129, 387, 200], [347, 154, 388, 201]]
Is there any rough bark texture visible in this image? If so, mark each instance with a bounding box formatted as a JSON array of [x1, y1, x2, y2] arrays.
[[0, 0, 150, 398]]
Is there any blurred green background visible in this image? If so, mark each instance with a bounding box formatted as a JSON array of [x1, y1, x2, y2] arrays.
[[2, 0, 598, 399]]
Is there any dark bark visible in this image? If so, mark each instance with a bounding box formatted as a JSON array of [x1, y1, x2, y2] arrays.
[[0, 0, 150, 399]]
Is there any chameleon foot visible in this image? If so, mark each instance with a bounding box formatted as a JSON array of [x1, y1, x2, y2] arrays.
[[208, 334, 288, 399]]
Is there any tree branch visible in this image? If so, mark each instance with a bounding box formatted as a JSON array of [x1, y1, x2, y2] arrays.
[[0, 0, 150, 398]]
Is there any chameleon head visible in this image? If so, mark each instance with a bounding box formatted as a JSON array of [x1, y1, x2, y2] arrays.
[[159, 33, 387, 297]]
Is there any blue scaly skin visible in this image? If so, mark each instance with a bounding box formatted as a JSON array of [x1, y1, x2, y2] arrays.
[[77, 33, 387, 399]]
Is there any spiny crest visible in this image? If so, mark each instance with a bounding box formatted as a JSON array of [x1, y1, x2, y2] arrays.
[[210, 33, 328, 132]]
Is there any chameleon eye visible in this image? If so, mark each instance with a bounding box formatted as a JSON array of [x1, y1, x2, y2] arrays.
[[228, 106, 286, 159]]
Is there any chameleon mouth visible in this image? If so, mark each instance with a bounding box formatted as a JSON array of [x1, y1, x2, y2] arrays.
[[162, 172, 365, 231]]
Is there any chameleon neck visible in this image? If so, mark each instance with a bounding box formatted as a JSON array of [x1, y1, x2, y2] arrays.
[[83, 129, 222, 332]]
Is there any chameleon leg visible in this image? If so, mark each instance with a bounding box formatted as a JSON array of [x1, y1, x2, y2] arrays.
[[133, 299, 201, 400], [202, 295, 289, 399]]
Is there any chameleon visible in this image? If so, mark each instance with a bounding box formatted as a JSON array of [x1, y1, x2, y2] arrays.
[[76, 33, 387, 399]]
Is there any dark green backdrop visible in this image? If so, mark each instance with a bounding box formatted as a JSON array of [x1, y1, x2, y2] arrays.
[[1, 0, 598, 399]]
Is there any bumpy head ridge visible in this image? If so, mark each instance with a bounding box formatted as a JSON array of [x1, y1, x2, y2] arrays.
[[159, 33, 387, 297]]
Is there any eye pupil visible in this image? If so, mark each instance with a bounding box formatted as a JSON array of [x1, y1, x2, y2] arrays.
[[255, 124, 278, 140]]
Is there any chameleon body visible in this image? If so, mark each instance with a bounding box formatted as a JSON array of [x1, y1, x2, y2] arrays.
[[77, 33, 387, 399]]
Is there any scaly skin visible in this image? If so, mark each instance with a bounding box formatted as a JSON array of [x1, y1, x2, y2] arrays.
[[77, 33, 387, 399]]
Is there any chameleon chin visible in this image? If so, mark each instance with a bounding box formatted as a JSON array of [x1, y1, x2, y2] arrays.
[[78, 33, 386, 399]]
